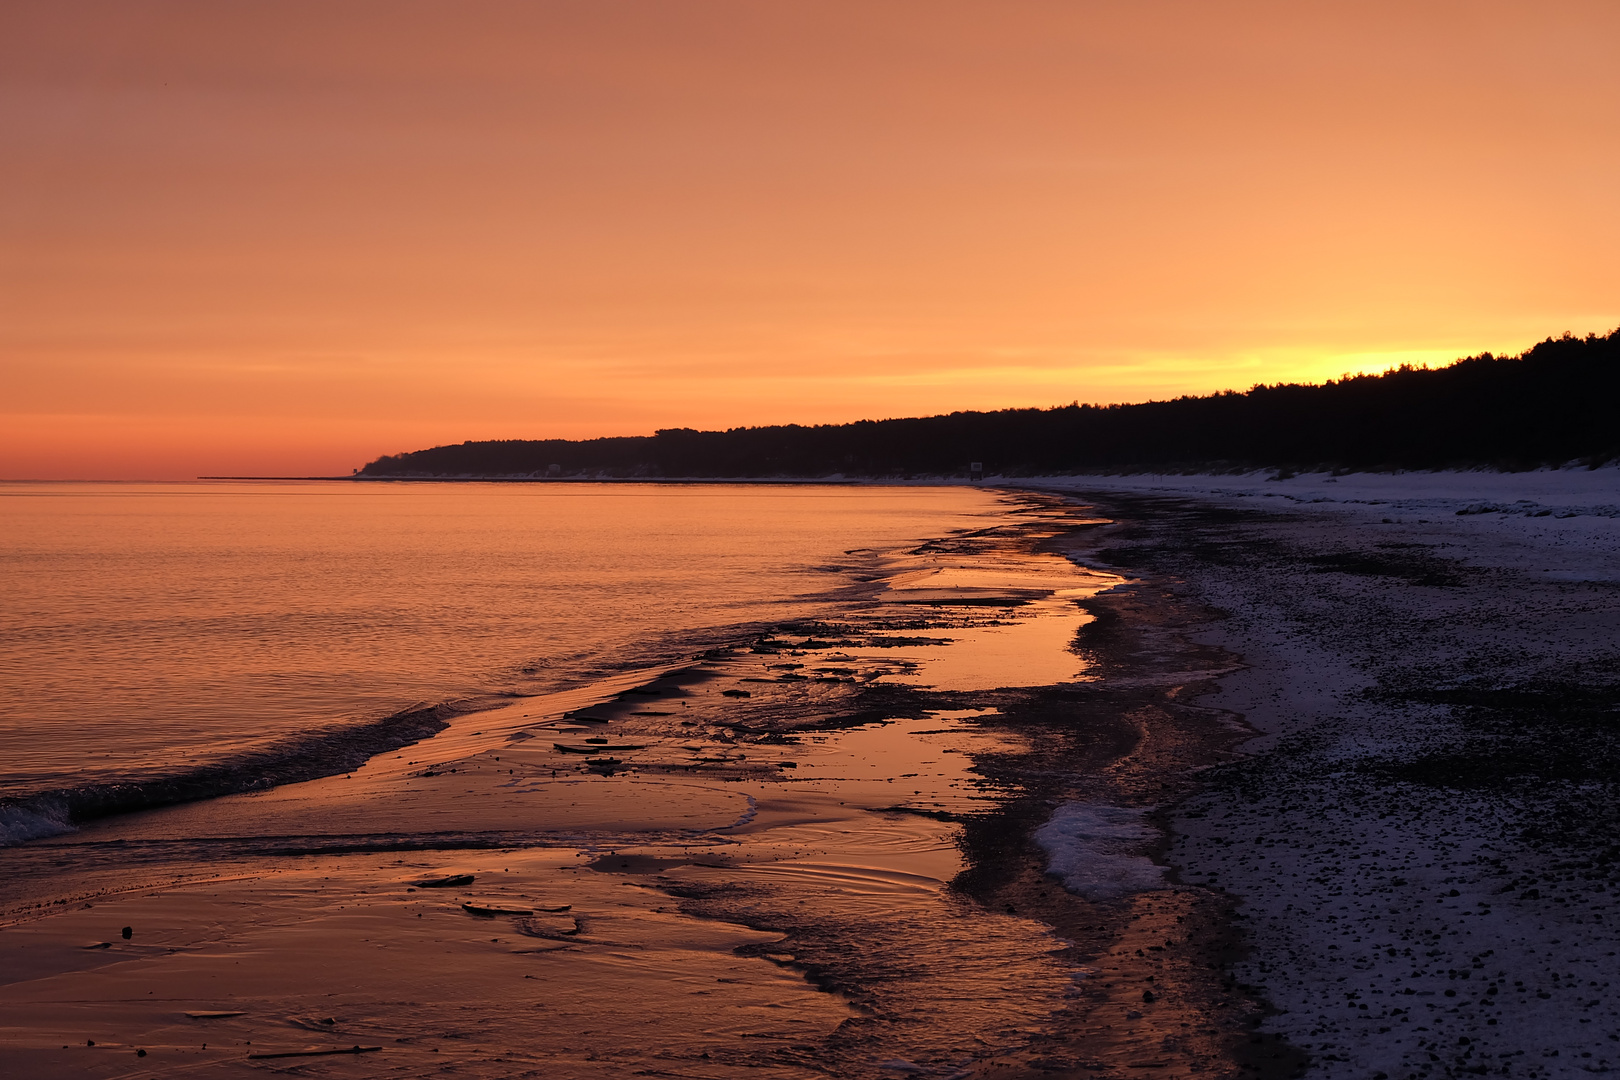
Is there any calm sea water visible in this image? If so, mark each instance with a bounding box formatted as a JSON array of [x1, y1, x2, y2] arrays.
[[0, 482, 1001, 800]]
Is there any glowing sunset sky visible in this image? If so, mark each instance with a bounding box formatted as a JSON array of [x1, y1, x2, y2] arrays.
[[3, 1, 1617, 479]]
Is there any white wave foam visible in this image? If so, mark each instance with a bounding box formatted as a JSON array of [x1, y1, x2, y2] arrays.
[[1033, 803, 1166, 900], [724, 793, 760, 831], [0, 797, 77, 847]]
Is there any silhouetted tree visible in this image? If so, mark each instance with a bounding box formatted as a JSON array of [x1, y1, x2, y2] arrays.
[[357, 330, 1619, 478]]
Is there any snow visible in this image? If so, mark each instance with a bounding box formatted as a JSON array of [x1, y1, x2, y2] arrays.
[[1029, 466, 1620, 1078]]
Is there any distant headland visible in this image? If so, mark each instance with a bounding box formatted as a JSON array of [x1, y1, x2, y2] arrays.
[[356, 330, 1618, 480]]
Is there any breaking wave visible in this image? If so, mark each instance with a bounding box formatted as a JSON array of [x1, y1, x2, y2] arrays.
[[0, 698, 488, 848], [1033, 803, 1168, 900]]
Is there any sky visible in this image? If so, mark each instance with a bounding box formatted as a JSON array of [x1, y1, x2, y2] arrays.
[[2, 1, 1617, 479]]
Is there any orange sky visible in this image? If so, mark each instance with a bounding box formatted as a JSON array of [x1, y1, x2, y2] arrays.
[[3, 1, 1617, 479]]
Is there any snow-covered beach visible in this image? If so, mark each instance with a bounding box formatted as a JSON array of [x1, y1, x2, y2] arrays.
[[1033, 467, 1620, 1077]]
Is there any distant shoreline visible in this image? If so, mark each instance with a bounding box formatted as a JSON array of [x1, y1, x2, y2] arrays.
[[200, 458, 1620, 486], [352, 330, 1620, 481]]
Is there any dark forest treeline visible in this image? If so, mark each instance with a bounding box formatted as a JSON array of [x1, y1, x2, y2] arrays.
[[358, 330, 1620, 478]]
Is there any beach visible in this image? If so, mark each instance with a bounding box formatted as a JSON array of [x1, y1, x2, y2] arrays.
[[1031, 468, 1620, 1077], [2, 472, 1617, 1077]]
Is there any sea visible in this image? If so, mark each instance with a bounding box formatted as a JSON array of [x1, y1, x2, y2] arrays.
[[0, 479, 1159, 1076], [0, 480, 1003, 840]]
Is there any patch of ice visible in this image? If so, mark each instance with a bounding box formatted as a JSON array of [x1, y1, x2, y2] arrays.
[[1033, 804, 1166, 899]]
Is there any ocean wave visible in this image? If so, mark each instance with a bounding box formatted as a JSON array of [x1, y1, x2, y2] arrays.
[[1033, 803, 1167, 900], [0, 699, 488, 848], [0, 795, 77, 846]]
